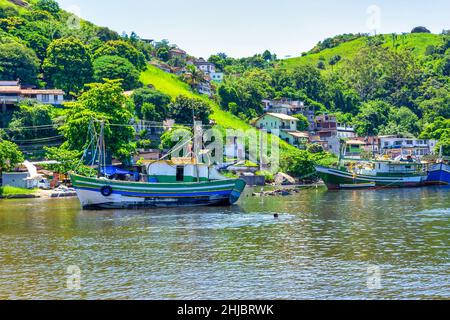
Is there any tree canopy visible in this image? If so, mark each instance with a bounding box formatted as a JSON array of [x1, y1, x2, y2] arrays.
[[61, 80, 135, 162], [93, 55, 141, 90], [43, 37, 93, 94], [0, 38, 39, 84]]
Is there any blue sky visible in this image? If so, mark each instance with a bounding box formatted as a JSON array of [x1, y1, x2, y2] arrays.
[[57, 0, 450, 58]]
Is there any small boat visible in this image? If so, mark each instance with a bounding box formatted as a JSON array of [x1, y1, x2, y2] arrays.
[[316, 160, 427, 190], [70, 121, 246, 209], [339, 182, 376, 189], [425, 162, 450, 186]]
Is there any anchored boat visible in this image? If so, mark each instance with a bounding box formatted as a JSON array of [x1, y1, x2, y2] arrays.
[[316, 160, 427, 190], [425, 162, 450, 186], [70, 121, 246, 209], [71, 161, 246, 209]]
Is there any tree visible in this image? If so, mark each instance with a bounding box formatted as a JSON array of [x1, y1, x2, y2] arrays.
[[141, 103, 160, 121], [34, 0, 60, 15], [8, 103, 57, 141], [43, 37, 93, 94], [393, 106, 421, 135], [0, 140, 24, 172], [262, 50, 273, 61], [183, 65, 205, 89], [61, 80, 135, 162], [420, 117, 450, 155], [353, 100, 393, 136], [93, 55, 141, 90], [293, 114, 310, 131], [159, 125, 191, 151], [157, 47, 169, 61], [291, 65, 326, 103], [44, 146, 96, 176], [329, 55, 342, 66], [169, 95, 211, 125], [131, 87, 171, 121], [307, 144, 324, 154], [411, 26, 431, 34], [441, 55, 450, 77], [94, 40, 146, 70], [0, 39, 39, 84]]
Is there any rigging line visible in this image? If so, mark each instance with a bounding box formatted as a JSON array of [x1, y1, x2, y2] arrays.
[[0, 124, 61, 131], [11, 136, 64, 143]]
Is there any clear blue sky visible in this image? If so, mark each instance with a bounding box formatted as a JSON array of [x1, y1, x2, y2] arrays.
[[57, 0, 450, 58]]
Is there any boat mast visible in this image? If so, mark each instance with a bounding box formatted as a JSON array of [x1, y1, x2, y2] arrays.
[[192, 109, 200, 183], [97, 120, 105, 178]]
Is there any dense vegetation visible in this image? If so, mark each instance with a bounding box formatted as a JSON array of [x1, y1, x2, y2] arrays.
[[215, 33, 450, 156]]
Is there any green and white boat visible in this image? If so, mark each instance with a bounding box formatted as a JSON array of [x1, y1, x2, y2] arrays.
[[316, 160, 427, 190], [70, 121, 246, 209], [71, 160, 246, 209]]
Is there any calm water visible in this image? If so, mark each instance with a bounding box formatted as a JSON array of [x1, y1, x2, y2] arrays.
[[0, 186, 449, 300]]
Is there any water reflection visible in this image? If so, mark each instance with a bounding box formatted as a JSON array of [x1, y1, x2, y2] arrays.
[[0, 187, 449, 299]]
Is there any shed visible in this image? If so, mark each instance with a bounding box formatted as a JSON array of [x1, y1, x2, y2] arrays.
[[1, 172, 31, 189]]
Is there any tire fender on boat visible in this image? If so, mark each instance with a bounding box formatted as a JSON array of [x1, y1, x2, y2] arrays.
[[100, 185, 113, 197]]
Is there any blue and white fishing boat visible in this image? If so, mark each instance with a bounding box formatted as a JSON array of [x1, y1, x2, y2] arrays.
[[425, 162, 450, 186]]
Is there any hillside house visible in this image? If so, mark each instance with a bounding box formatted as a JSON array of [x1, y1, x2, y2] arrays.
[[197, 82, 212, 96], [379, 136, 438, 157], [262, 99, 315, 131], [194, 58, 216, 74], [210, 72, 224, 83], [0, 81, 64, 112], [315, 114, 355, 137], [343, 140, 365, 158], [169, 48, 187, 60], [255, 113, 309, 148]]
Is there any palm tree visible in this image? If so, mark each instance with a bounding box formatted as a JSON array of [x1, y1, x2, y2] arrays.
[[184, 65, 205, 89]]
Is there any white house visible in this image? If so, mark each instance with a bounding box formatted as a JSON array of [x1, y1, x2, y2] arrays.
[[194, 58, 216, 74], [337, 124, 356, 138], [379, 136, 438, 157], [0, 81, 64, 112]]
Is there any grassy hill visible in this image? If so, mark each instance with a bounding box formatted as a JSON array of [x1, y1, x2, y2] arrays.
[[139, 65, 306, 160], [140, 65, 258, 131], [279, 33, 445, 71]]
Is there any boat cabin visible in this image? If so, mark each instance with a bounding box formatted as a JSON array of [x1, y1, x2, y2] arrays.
[[146, 159, 224, 183], [349, 160, 425, 176]]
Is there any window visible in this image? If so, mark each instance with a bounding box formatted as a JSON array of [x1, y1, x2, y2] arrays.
[[42, 94, 49, 102], [53, 95, 58, 102], [176, 166, 184, 182]]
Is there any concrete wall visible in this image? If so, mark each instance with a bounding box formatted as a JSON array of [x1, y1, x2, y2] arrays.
[[1, 172, 30, 189], [240, 175, 266, 186]]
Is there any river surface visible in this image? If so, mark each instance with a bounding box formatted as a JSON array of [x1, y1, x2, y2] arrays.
[[0, 186, 449, 300]]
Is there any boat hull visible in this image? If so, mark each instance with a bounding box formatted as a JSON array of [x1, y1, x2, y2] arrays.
[[70, 174, 246, 210], [315, 166, 425, 190], [425, 163, 450, 186]]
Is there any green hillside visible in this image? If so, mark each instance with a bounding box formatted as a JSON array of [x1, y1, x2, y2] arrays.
[[140, 65, 306, 159], [140, 65, 255, 131], [280, 33, 445, 71]]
